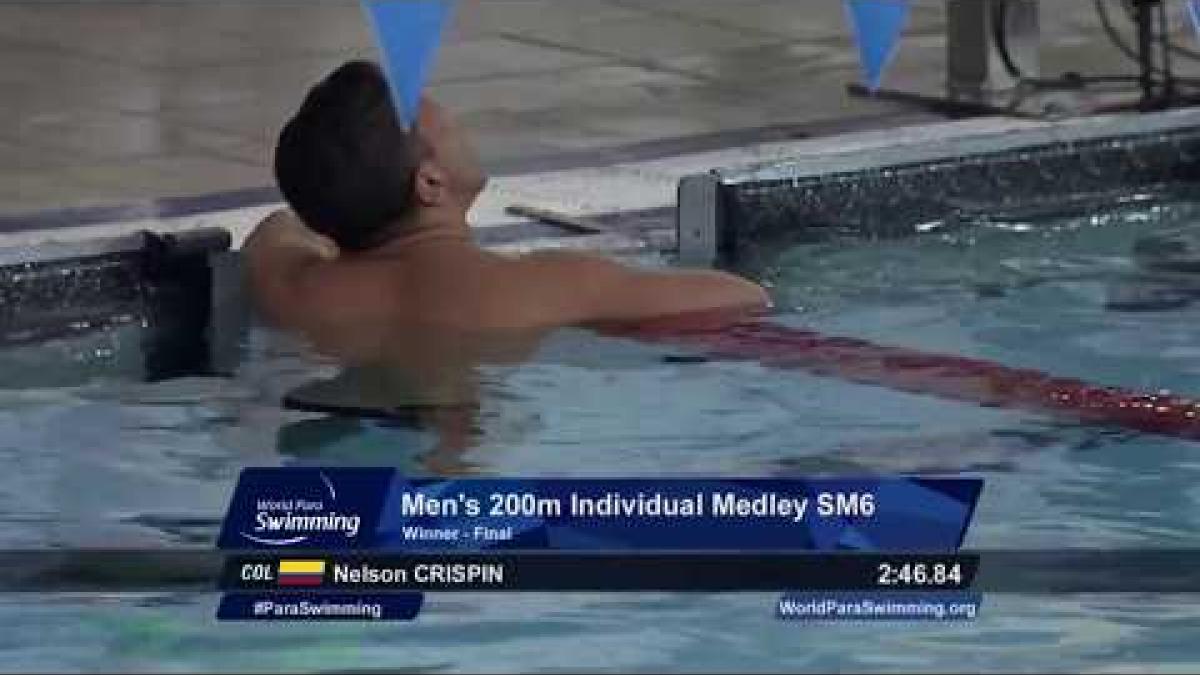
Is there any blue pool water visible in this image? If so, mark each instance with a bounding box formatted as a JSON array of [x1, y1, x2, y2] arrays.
[[2, 197, 1200, 671]]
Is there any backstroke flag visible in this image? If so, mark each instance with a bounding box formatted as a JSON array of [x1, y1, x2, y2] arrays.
[[361, 0, 454, 128], [845, 0, 910, 92]]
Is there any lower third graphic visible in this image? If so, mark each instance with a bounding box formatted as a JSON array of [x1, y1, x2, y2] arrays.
[[217, 593, 423, 621], [777, 592, 982, 622]]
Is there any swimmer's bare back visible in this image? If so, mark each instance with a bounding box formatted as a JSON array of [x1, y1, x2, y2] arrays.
[[244, 209, 771, 348]]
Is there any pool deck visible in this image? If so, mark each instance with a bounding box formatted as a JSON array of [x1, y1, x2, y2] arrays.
[[6, 0, 1200, 254], [0, 111, 1174, 258]]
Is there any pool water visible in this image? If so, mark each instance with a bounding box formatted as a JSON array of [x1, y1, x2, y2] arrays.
[[3, 198, 1200, 671]]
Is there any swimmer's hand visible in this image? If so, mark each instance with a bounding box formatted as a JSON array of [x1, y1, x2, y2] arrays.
[[243, 209, 340, 325]]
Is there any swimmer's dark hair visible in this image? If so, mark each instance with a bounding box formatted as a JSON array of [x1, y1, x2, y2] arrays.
[[274, 60, 422, 252]]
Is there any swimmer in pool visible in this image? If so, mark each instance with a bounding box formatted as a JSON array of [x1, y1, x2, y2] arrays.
[[244, 61, 767, 471], [244, 60, 768, 354]]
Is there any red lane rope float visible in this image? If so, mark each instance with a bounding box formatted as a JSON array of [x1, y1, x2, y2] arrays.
[[616, 312, 1200, 442]]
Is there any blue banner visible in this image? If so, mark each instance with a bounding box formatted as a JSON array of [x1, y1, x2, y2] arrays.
[[846, 0, 910, 91], [217, 469, 981, 552], [217, 592, 423, 621], [361, 0, 453, 128]]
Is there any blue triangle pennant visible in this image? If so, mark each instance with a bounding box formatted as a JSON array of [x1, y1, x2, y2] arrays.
[[361, 0, 454, 128], [845, 0, 910, 92]]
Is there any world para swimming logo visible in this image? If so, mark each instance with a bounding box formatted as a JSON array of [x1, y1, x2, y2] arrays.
[[239, 470, 363, 546]]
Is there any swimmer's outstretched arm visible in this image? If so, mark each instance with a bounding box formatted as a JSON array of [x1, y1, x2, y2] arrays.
[[523, 250, 772, 326], [242, 209, 339, 325]]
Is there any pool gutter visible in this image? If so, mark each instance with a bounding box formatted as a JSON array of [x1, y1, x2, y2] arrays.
[[677, 107, 1200, 267]]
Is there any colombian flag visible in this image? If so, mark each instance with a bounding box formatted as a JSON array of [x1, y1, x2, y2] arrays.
[[277, 559, 326, 587]]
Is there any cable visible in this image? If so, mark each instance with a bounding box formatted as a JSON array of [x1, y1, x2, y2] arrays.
[[1098, 0, 1200, 73], [1094, 0, 1200, 91], [1115, 0, 1200, 64], [993, 0, 1024, 79], [1097, 0, 1150, 68], [999, 0, 1200, 89], [998, 0, 1139, 84], [984, 0, 1200, 113]]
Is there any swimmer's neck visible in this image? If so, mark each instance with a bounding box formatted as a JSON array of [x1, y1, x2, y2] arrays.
[[367, 210, 474, 256]]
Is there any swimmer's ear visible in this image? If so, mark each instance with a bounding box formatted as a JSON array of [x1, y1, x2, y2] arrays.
[[412, 159, 449, 207]]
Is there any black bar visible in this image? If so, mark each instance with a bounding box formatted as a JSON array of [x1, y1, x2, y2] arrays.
[[0, 550, 1198, 593], [222, 553, 977, 592]]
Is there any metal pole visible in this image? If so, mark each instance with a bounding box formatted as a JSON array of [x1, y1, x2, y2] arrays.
[[1132, 0, 1159, 106]]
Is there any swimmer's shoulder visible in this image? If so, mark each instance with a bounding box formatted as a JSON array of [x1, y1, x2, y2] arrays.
[[510, 249, 625, 284]]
